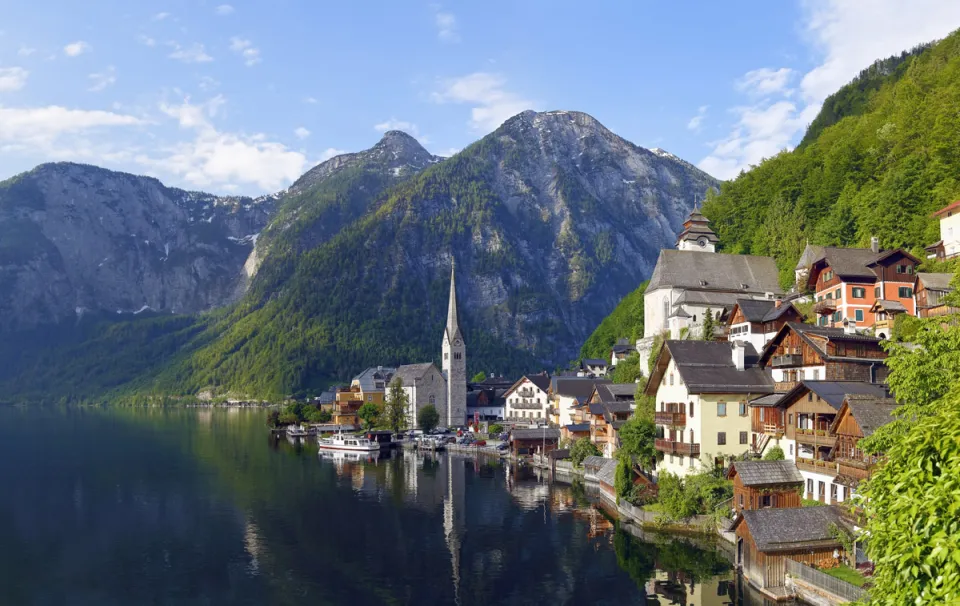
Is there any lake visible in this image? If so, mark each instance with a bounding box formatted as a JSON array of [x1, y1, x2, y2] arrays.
[[0, 407, 780, 605]]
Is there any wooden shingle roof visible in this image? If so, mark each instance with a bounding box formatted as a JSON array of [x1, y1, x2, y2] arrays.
[[736, 506, 846, 552], [730, 460, 803, 486]]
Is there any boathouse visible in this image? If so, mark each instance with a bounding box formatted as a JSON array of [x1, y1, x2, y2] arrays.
[[728, 460, 803, 513], [510, 427, 560, 457]]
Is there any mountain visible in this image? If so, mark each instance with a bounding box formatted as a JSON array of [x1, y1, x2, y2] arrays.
[[701, 30, 960, 287], [151, 110, 718, 397], [0, 162, 276, 331]]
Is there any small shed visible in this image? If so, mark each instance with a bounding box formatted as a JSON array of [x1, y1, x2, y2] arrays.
[[596, 458, 619, 499], [511, 428, 560, 457], [562, 422, 590, 442], [581, 455, 608, 477], [728, 460, 803, 512], [732, 506, 846, 593]]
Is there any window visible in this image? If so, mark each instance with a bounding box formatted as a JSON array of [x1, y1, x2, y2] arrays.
[[669, 454, 674, 464], [808, 392, 813, 402], [788, 413, 794, 425], [832, 311, 841, 322], [855, 309, 864, 322], [760, 494, 772, 508], [819, 481, 826, 498], [789, 444, 794, 455], [824, 270, 834, 281], [367, 395, 373, 401], [899, 287, 913, 298], [874, 286, 880, 298], [739, 431, 748, 445], [739, 402, 747, 416], [835, 288, 841, 300], [678, 455, 684, 467], [825, 291, 832, 300], [669, 373, 674, 386], [689, 402, 694, 418], [812, 368, 820, 380], [717, 402, 727, 417], [717, 432, 727, 445], [739, 494, 744, 508], [830, 483, 838, 502], [852, 287, 865, 299], [444, 353, 449, 360], [840, 486, 847, 501], [807, 478, 813, 494], [689, 429, 694, 443], [689, 456, 695, 469]]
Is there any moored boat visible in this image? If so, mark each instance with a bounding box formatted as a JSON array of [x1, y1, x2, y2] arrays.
[[318, 432, 381, 453]]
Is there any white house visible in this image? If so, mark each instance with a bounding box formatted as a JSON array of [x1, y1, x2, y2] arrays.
[[503, 374, 551, 424], [925, 199, 960, 260], [645, 340, 774, 479], [551, 377, 611, 428], [394, 363, 447, 428], [726, 299, 804, 353]]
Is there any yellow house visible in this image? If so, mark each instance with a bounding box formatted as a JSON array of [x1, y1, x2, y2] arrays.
[[645, 340, 774, 478]]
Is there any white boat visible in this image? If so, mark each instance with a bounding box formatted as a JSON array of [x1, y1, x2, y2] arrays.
[[318, 432, 381, 453]]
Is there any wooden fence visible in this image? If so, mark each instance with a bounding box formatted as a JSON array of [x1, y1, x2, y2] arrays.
[[786, 558, 867, 603]]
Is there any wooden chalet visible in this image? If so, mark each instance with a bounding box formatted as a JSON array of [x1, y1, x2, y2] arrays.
[[586, 401, 633, 457], [869, 299, 907, 340], [831, 394, 898, 490], [733, 506, 847, 596], [726, 298, 804, 351], [510, 427, 560, 457], [728, 460, 803, 512], [916, 273, 958, 318]]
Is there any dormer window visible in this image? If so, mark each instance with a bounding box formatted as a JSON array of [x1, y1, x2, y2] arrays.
[[740, 283, 748, 289], [699, 280, 708, 286]]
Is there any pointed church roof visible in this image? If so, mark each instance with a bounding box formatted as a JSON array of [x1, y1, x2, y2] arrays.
[[445, 260, 464, 345], [676, 207, 719, 247]]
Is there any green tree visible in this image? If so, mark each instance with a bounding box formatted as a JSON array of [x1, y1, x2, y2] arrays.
[[471, 371, 487, 383], [384, 377, 409, 434], [763, 445, 785, 461], [357, 402, 380, 430], [701, 309, 715, 341], [278, 411, 299, 425], [417, 404, 440, 433], [488, 423, 504, 436], [570, 437, 601, 467], [266, 410, 280, 428], [617, 415, 657, 470], [610, 352, 641, 384], [579, 282, 648, 360], [614, 453, 633, 504]]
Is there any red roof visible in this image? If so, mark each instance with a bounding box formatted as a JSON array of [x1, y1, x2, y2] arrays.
[[932, 200, 960, 218]]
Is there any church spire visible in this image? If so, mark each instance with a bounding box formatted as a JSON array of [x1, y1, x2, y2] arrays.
[[445, 259, 462, 344]]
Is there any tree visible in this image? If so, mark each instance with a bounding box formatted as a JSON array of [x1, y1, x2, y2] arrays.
[[610, 352, 641, 383], [701, 308, 715, 341], [617, 415, 657, 470], [571, 437, 601, 467], [304, 407, 330, 423], [384, 377, 409, 434], [278, 411, 299, 425], [763, 445, 785, 460], [614, 453, 634, 504], [266, 410, 280, 428], [488, 423, 504, 436], [417, 405, 440, 433], [471, 371, 487, 383], [357, 402, 380, 430]]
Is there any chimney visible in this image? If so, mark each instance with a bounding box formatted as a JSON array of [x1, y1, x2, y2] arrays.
[[774, 299, 783, 308], [843, 318, 857, 335], [732, 341, 746, 371], [870, 236, 879, 253]]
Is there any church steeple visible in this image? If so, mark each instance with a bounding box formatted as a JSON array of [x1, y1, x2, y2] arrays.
[[441, 258, 466, 429], [676, 206, 719, 252], [445, 260, 462, 345]]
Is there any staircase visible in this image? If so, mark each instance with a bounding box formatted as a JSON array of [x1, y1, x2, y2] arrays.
[[754, 433, 771, 456]]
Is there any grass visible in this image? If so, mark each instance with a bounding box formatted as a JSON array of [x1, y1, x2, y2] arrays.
[[801, 498, 827, 507], [641, 502, 664, 513], [822, 564, 867, 588]]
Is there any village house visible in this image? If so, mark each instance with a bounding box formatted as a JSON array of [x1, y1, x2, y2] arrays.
[[831, 394, 898, 496], [585, 401, 633, 457], [588, 383, 637, 405], [728, 460, 803, 513], [579, 358, 609, 377], [350, 366, 396, 402], [726, 298, 804, 352], [394, 363, 447, 428], [805, 242, 920, 330], [733, 506, 848, 598], [916, 272, 958, 318], [646, 340, 774, 478], [763, 381, 889, 505], [510, 427, 560, 458], [868, 299, 907, 340], [564, 383, 633, 443], [550, 377, 611, 428], [637, 209, 784, 373], [610, 338, 634, 367], [466, 387, 507, 422], [924, 199, 960, 260], [503, 374, 551, 424]]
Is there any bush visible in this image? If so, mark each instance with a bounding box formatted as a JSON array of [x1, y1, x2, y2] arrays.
[[488, 423, 504, 436], [763, 445, 785, 460], [266, 410, 280, 428], [278, 411, 299, 425], [571, 437, 601, 467], [417, 404, 440, 433], [656, 470, 733, 521]]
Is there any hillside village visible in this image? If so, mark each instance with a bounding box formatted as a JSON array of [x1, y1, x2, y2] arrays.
[[298, 198, 959, 602]]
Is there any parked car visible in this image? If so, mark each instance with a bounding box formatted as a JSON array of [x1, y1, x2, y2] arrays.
[[496, 442, 509, 452], [473, 440, 486, 447], [444, 436, 457, 444], [498, 432, 509, 441]]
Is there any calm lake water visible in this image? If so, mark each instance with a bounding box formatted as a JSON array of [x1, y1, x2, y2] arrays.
[[0, 407, 778, 605]]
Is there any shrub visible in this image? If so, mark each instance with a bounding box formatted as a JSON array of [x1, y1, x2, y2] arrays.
[[571, 437, 601, 467], [763, 445, 785, 460]]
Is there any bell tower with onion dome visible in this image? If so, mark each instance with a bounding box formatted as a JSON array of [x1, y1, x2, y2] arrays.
[[676, 207, 719, 252]]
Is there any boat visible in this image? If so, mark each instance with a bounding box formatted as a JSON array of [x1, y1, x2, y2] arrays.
[[318, 431, 381, 453], [417, 436, 446, 451], [285, 424, 315, 438]]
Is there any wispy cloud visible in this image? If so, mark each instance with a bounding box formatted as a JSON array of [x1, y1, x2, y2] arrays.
[[735, 67, 795, 97], [303, 96, 318, 104], [167, 42, 213, 63], [687, 105, 708, 132], [87, 66, 117, 92], [137, 35, 156, 47], [431, 72, 535, 132], [152, 12, 170, 21], [374, 118, 421, 138], [229, 37, 261, 66], [0, 67, 29, 92], [215, 4, 234, 15], [434, 8, 459, 43], [0, 105, 142, 150], [17, 46, 35, 57], [294, 126, 310, 139], [63, 41, 90, 57]]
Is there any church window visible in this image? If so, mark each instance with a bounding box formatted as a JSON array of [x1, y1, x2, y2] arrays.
[[444, 353, 449, 360], [429, 395, 435, 405]]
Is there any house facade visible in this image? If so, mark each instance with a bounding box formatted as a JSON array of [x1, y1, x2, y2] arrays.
[[503, 374, 551, 424], [831, 394, 898, 496], [585, 401, 632, 458], [924, 199, 960, 260], [916, 272, 958, 318], [394, 363, 447, 428], [551, 377, 611, 429], [726, 299, 804, 352], [646, 340, 774, 478], [728, 460, 803, 513]]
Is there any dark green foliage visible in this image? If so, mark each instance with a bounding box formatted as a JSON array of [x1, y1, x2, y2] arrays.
[[417, 405, 440, 433], [580, 282, 647, 360], [614, 453, 633, 504], [570, 437, 601, 467], [488, 423, 504, 436], [609, 353, 641, 384], [471, 371, 487, 383], [702, 32, 960, 288], [277, 412, 298, 425], [266, 410, 280, 428], [385, 378, 409, 434], [357, 402, 380, 429], [763, 445, 785, 461], [656, 471, 733, 521], [617, 415, 657, 470], [701, 309, 715, 341]]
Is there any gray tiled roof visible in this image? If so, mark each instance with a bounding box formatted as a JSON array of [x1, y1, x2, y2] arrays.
[[843, 395, 899, 437], [393, 363, 437, 384], [588, 401, 633, 416], [732, 460, 803, 486], [783, 381, 890, 411], [554, 377, 611, 401], [647, 250, 783, 294], [581, 358, 608, 366], [918, 272, 955, 291], [795, 244, 825, 271], [512, 428, 560, 441], [351, 366, 397, 391], [663, 341, 774, 395], [811, 246, 883, 280], [739, 506, 845, 552], [565, 423, 590, 433], [734, 299, 800, 323], [595, 384, 636, 402], [596, 459, 619, 487], [581, 455, 608, 471], [749, 393, 786, 407], [871, 299, 907, 313]]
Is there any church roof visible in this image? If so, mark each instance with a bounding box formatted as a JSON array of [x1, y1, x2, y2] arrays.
[[394, 363, 439, 384], [648, 250, 783, 294], [676, 208, 719, 245], [444, 260, 464, 345]]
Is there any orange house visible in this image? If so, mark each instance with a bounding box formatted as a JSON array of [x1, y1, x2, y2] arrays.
[[806, 244, 919, 330]]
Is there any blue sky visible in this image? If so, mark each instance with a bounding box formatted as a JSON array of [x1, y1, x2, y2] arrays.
[[2, 1, 960, 195]]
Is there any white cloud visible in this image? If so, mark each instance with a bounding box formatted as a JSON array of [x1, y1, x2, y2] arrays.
[[17, 46, 35, 57], [168, 42, 213, 63], [319, 148, 347, 161], [437, 147, 461, 157], [0, 67, 29, 92], [303, 96, 318, 104], [373, 118, 420, 138], [736, 67, 794, 97], [138, 35, 156, 47], [229, 37, 261, 66], [0, 105, 142, 149], [294, 127, 310, 139], [63, 41, 90, 57], [152, 12, 170, 21], [686, 105, 708, 132], [87, 66, 117, 92], [698, 0, 960, 180], [431, 72, 535, 132], [215, 4, 234, 15], [198, 75, 220, 90], [144, 96, 306, 191], [434, 10, 459, 43]]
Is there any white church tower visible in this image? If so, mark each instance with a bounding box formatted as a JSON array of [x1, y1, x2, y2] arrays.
[[442, 260, 467, 428]]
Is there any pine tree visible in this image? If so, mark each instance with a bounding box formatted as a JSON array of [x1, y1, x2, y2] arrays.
[[701, 308, 715, 341], [384, 377, 409, 434]]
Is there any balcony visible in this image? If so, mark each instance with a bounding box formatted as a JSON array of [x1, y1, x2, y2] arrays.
[[796, 458, 837, 477], [655, 438, 700, 457], [771, 353, 803, 368], [836, 458, 875, 481], [763, 422, 784, 436], [655, 411, 687, 426], [813, 299, 837, 315], [794, 428, 835, 446], [774, 381, 799, 392]]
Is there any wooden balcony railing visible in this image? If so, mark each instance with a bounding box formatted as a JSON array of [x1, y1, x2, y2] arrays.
[[814, 300, 837, 315], [775, 381, 799, 392], [655, 438, 700, 457], [796, 458, 837, 477], [836, 458, 875, 481], [794, 429, 836, 446], [771, 354, 804, 368], [763, 423, 784, 436], [655, 411, 686, 426]]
